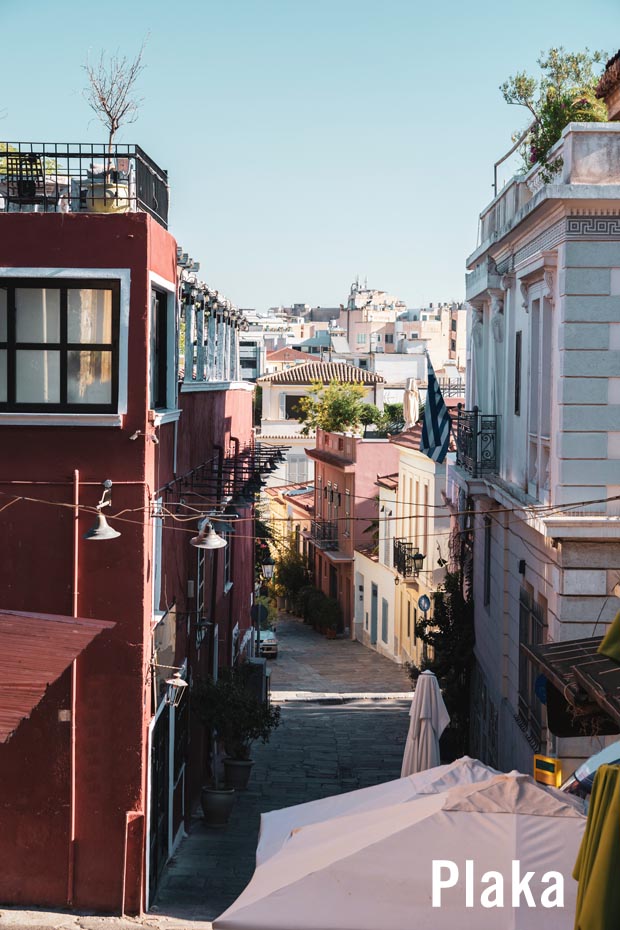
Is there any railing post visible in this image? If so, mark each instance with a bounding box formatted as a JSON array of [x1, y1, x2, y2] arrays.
[[472, 405, 479, 478]]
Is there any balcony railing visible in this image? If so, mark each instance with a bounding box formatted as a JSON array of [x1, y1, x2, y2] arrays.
[[310, 519, 338, 551], [393, 539, 420, 578], [437, 378, 465, 397], [0, 142, 169, 227], [455, 406, 499, 478]]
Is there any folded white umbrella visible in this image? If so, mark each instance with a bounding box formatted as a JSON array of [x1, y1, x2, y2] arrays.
[[401, 669, 450, 776], [256, 756, 498, 865], [214, 773, 586, 930]]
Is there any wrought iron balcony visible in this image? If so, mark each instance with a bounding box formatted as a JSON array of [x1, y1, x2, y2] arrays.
[[393, 539, 424, 578], [0, 142, 169, 227], [455, 406, 499, 478], [310, 519, 338, 551]]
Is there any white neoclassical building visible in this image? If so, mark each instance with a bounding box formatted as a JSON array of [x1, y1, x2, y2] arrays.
[[449, 107, 620, 777]]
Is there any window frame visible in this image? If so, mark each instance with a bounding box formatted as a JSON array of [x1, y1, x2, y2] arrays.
[[517, 586, 547, 750], [514, 330, 522, 416], [0, 277, 120, 413], [150, 287, 168, 411]]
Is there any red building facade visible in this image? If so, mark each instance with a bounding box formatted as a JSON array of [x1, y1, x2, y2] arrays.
[[0, 147, 257, 913], [306, 430, 399, 634]]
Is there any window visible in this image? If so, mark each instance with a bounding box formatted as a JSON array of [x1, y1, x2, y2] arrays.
[[150, 289, 168, 409], [287, 453, 308, 483], [316, 475, 322, 518], [527, 299, 552, 502], [279, 394, 302, 419], [0, 279, 119, 411], [483, 515, 491, 607], [356, 333, 367, 344], [514, 331, 522, 416], [518, 587, 547, 749], [385, 333, 394, 344], [152, 499, 164, 616], [344, 489, 351, 536], [383, 509, 392, 565], [407, 600, 411, 638]]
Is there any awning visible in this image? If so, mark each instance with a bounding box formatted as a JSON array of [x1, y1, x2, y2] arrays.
[[522, 636, 620, 734], [0, 609, 115, 743]]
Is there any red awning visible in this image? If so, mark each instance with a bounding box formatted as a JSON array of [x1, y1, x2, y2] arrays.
[[0, 609, 115, 743]]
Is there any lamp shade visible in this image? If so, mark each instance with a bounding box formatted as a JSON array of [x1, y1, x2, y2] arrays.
[[84, 512, 121, 541], [190, 523, 228, 550]]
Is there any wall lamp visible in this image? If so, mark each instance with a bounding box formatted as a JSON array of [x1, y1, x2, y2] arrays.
[[262, 555, 275, 581], [151, 662, 189, 708], [412, 550, 426, 575], [84, 479, 121, 541], [164, 670, 189, 708]]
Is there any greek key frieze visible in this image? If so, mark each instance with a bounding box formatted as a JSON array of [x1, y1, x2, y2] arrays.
[[566, 216, 620, 238]]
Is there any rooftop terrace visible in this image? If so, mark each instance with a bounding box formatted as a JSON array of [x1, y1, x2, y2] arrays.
[[0, 142, 169, 227]]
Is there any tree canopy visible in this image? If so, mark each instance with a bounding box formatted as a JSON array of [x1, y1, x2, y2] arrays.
[[500, 46, 607, 181], [296, 380, 370, 436]]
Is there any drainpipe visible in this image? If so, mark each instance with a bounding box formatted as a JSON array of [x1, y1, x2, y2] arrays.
[[67, 468, 79, 905]]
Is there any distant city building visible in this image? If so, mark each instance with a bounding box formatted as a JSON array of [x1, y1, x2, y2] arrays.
[[257, 361, 385, 488]]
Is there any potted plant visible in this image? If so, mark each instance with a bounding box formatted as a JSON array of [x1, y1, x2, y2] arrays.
[[192, 676, 236, 826], [193, 667, 280, 792]]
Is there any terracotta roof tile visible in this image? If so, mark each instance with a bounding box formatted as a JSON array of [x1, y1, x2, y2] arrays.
[[266, 347, 309, 362], [257, 361, 384, 385], [596, 49, 620, 99]]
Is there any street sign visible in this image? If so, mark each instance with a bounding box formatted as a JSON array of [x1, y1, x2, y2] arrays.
[[418, 594, 431, 613]]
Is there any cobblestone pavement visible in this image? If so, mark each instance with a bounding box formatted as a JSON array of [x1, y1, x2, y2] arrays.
[[152, 615, 412, 923], [269, 613, 412, 695]]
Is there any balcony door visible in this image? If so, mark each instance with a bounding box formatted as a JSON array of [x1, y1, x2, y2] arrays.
[[527, 297, 552, 502]]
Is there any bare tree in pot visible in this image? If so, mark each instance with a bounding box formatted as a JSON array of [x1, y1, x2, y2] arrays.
[[82, 39, 147, 210]]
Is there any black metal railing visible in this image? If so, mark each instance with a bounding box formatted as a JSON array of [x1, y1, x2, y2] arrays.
[[310, 519, 338, 551], [455, 406, 499, 478], [438, 378, 465, 397], [393, 539, 420, 578], [0, 142, 169, 227]]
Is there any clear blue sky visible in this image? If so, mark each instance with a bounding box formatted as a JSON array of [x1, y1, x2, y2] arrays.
[[3, 0, 618, 310]]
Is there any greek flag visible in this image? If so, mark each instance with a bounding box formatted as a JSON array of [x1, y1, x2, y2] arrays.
[[420, 357, 452, 463]]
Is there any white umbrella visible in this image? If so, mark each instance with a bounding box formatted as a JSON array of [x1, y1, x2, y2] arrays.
[[401, 669, 450, 776], [257, 756, 499, 865], [214, 773, 586, 930]]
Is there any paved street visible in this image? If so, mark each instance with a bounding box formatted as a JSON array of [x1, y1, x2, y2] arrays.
[[269, 612, 413, 695], [153, 615, 412, 923]]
